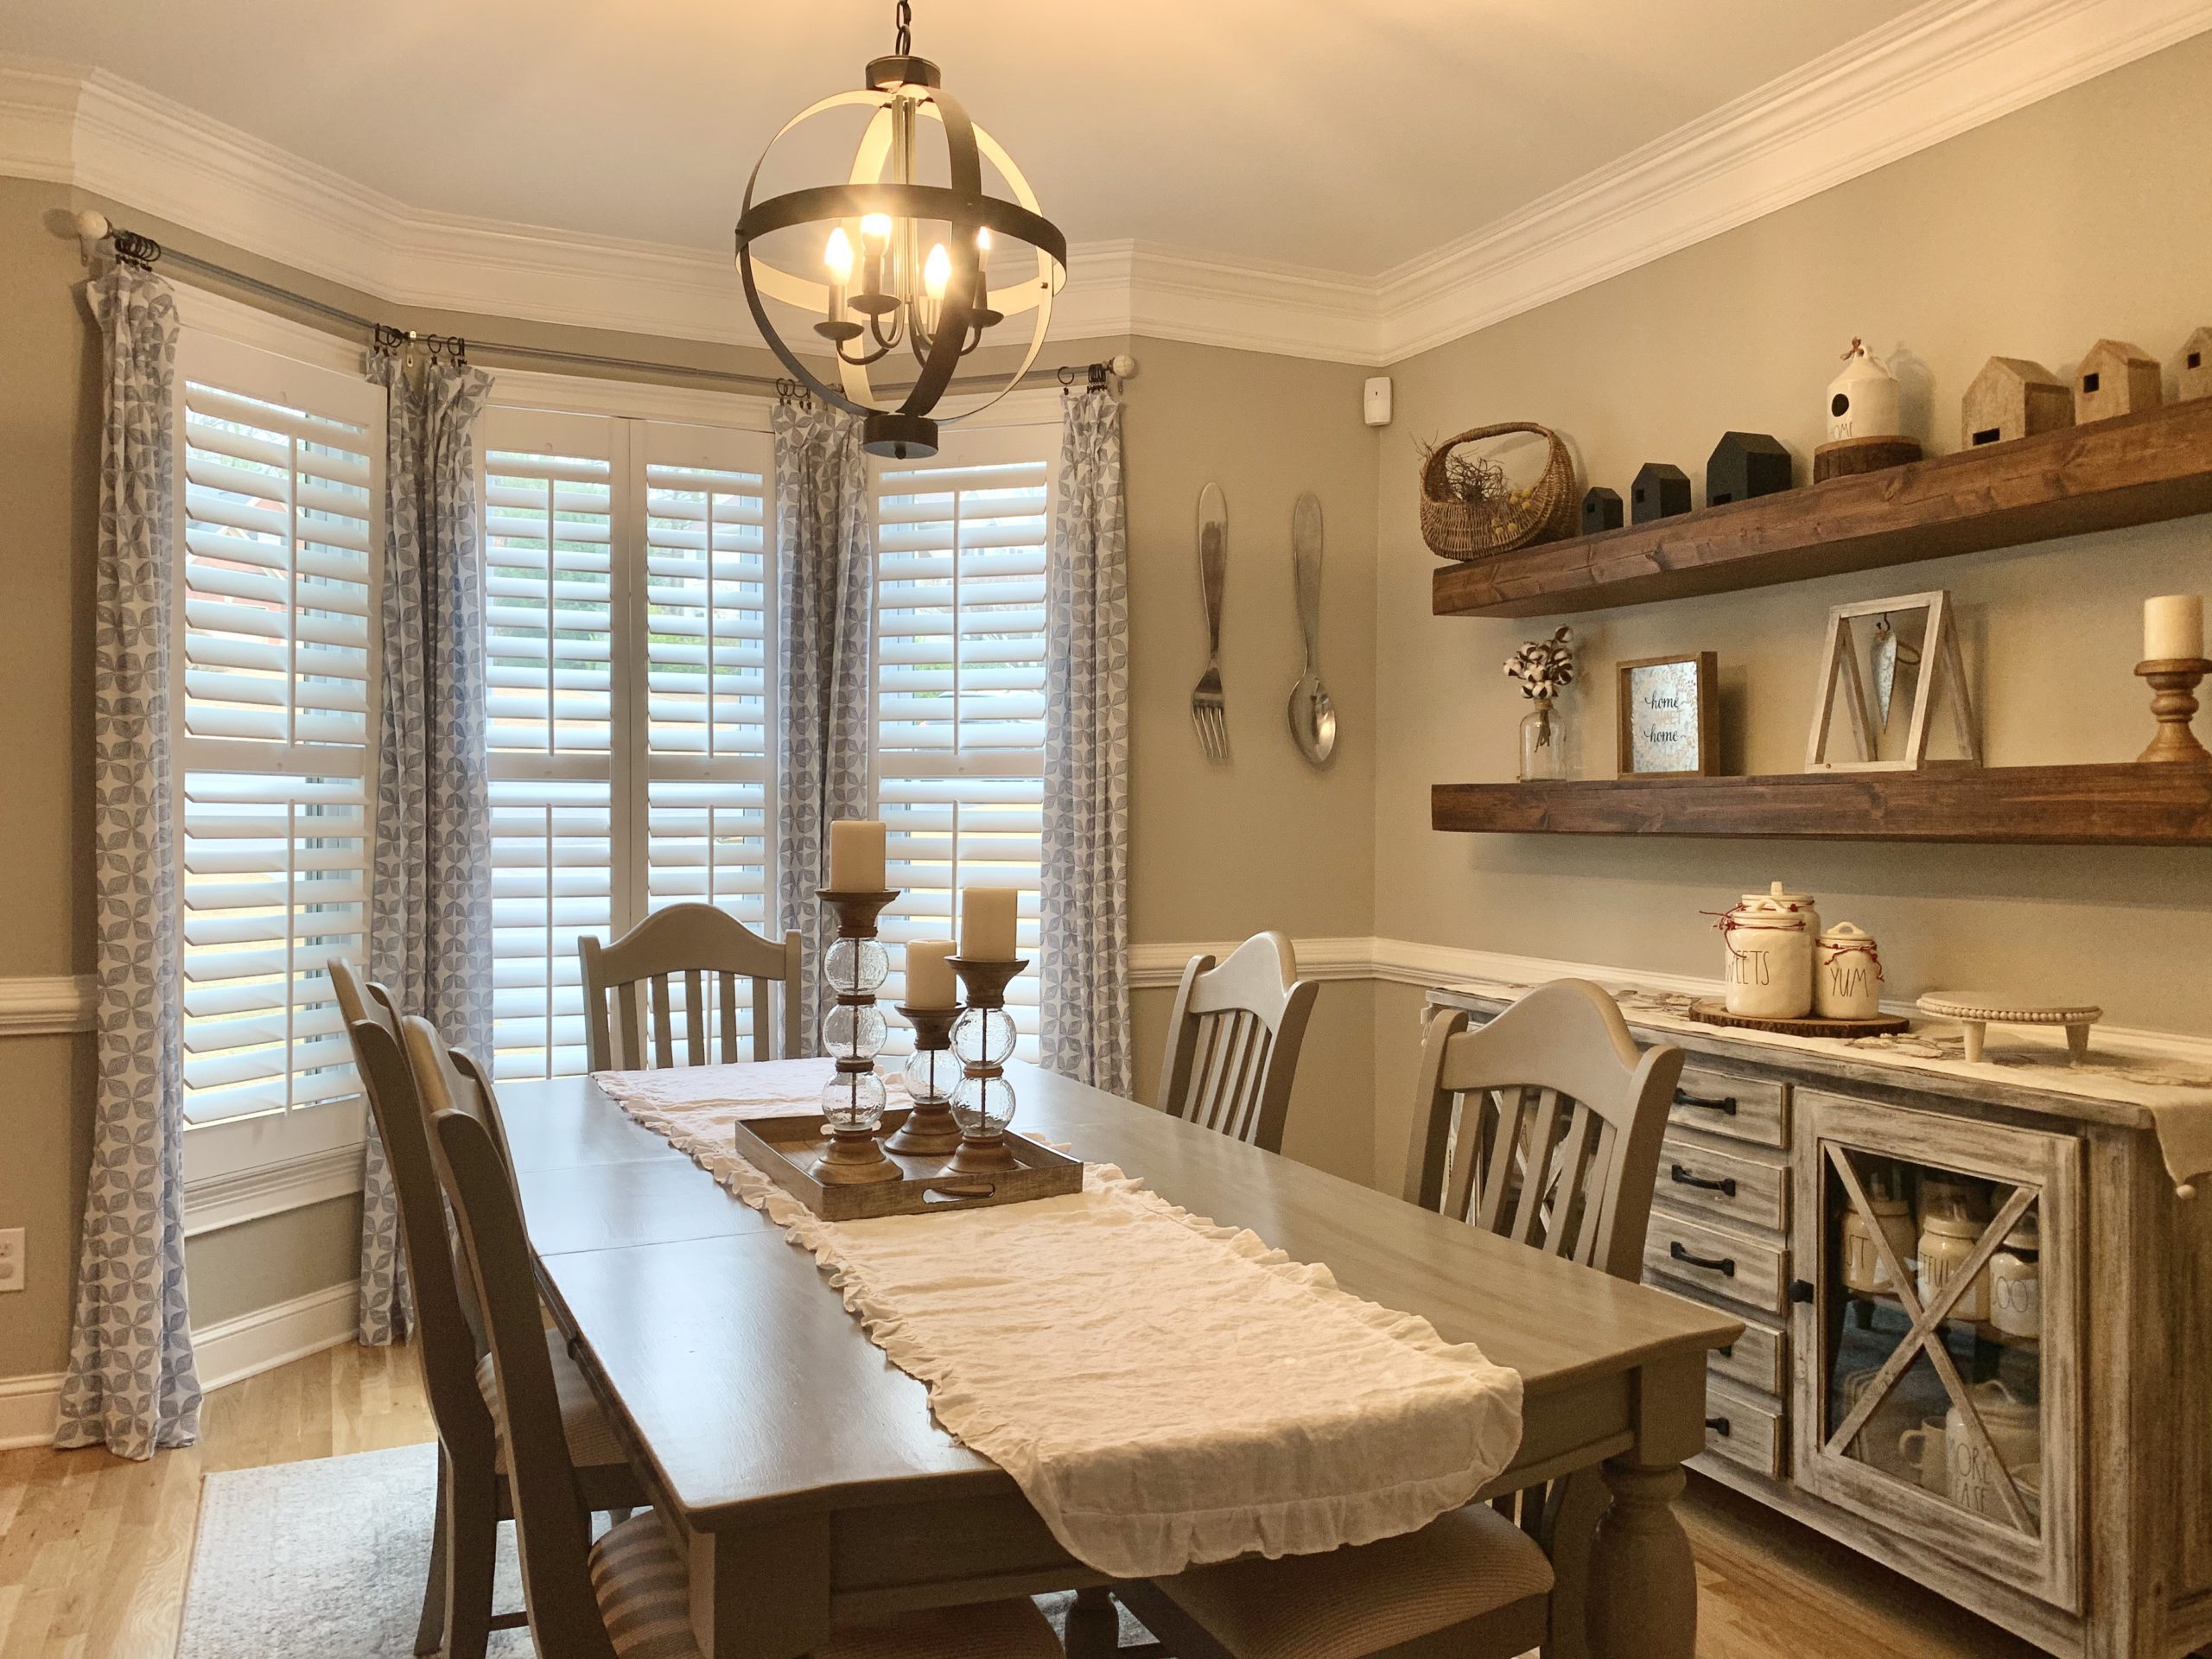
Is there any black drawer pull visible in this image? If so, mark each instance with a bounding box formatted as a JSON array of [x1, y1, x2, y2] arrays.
[[1674, 1087, 1738, 1116], [1670, 1163, 1738, 1197], [1718, 1342, 1736, 1360], [1706, 1415, 1732, 1437], [1669, 1240, 1737, 1276]]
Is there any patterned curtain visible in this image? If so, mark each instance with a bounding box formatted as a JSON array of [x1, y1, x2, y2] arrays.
[[358, 346, 495, 1345], [1039, 388, 1134, 1094], [772, 400, 874, 1052], [54, 263, 204, 1459]]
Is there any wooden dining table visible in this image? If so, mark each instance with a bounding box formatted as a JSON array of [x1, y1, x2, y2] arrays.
[[499, 1061, 1740, 1659]]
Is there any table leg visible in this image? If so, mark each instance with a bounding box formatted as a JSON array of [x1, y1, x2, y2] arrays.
[[1583, 1457, 1696, 1659], [693, 1516, 832, 1659], [1064, 1586, 1122, 1659]]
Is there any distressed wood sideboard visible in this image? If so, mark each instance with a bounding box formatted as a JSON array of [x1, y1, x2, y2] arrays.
[[1431, 981, 2212, 1659]]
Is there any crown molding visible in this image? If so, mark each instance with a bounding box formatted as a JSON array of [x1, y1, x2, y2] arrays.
[[1371, 0, 2212, 362], [6, 0, 2209, 369]]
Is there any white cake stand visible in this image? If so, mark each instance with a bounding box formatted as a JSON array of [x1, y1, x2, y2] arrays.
[[1916, 992, 2103, 1065]]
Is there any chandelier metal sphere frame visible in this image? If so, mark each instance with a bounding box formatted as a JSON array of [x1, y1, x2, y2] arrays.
[[734, 3, 1068, 459]]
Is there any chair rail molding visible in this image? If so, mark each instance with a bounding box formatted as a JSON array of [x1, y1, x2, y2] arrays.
[[5, 0, 2207, 364], [0, 974, 95, 1037]]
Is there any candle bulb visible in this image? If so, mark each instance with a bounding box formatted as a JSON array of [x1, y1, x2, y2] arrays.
[[823, 226, 854, 323], [2145, 594, 2206, 662], [958, 885, 1020, 962], [827, 819, 887, 892], [903, 939, 957, 1009]]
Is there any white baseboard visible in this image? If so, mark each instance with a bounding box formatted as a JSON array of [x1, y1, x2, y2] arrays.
[[0, 1281, 362, 1450], [192, 1281, 360, 1393], [0, 1370, 66, 1450]]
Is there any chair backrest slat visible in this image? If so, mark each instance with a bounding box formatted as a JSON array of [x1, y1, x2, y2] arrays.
[[1154, 932, 1319, 1156], [582, 903, 804, 1071], [431, 1101, 617, 1659], [1402, 980, 1683, 1281]]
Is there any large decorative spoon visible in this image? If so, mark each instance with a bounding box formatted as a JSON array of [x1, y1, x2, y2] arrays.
[[1287, 493, 1336, 765]]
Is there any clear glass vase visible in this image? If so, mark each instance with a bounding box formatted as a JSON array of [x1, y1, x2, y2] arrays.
[[1518, 699, 1568, 781]]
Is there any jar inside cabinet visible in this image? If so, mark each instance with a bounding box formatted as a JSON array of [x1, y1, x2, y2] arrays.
[[1791, 1090, 2080, 1612]]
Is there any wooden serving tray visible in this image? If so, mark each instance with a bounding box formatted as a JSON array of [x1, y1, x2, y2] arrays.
[[1688, 997, 1910, 1039], [729, 1109, 1084, 1222]]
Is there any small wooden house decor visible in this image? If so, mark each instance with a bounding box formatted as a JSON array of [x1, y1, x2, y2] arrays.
[[1580, 486, 1624, 535], [1630, 462, 1691, 524], [1805, 589, 1980, 772], [2074, 339, 2162, 423], [2176, 327, 2212, 403], [1962, 357, 2071, 448], [1816, 339, 1921, 482], [1707, 432, 1793, 506]]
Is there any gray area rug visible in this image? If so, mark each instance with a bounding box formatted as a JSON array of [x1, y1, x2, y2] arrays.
[[178, 1441, 1152, 1656]]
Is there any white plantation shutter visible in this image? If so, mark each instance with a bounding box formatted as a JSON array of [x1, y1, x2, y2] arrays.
[[872, 425, 1055, 1059], [173, 339, 381, 1136], [481, 404, 774, 1079]]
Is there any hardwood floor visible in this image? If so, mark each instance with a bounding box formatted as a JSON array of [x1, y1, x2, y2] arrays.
[[0, 1344, 434, 1658], [0, 1341, 2054, 1659]]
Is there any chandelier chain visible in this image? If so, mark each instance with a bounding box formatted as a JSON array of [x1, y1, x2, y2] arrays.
[[893, 0, 912, 54]]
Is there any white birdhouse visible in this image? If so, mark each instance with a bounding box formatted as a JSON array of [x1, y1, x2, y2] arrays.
[[1827, 340, 1901, 442]]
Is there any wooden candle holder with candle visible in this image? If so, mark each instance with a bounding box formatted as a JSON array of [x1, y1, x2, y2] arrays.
[[814, 886, 903, 1185], [885, 1003, 962, 1155], [2138, 595, 2209, 763], [946, 956, 1027, 1174]]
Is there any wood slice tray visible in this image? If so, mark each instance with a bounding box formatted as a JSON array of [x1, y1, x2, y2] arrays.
[[730, 1109, 1084, 1222], [1688, 998, 1910, 1039]]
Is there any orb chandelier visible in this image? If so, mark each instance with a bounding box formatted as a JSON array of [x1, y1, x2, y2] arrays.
[[734, 1, 1068, 459]]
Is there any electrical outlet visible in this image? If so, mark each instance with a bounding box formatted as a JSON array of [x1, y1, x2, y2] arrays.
[[0, 1228, 23, 1294]]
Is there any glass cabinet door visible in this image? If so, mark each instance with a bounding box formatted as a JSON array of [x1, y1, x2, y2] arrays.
[[1791, 1090, 2080, 1611]]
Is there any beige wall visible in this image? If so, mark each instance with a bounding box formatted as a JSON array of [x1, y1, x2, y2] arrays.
[[184, 1198, 363, 1332], [1118, 339, 1382, 1181], [1371, 30, 2212, 1184]]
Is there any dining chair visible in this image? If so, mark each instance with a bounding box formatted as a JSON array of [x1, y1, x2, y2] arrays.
[[335, 971, 642, 1659], [429, 1100, 1068, 1659], [1154, 931, 1319, 1154], [581, 901, 803, 1071], [1113, 981, 1683, 1659]]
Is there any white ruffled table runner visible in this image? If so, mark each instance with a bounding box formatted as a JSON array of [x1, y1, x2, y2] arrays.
[[590, 1058, 1525, 1579]]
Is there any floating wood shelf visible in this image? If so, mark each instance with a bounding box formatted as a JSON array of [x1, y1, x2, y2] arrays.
[[1431, 398, 2212, 618], [1431, 763, 2212, 845]]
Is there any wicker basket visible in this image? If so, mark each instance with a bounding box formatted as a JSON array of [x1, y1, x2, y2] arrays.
[[1419, 423, 1578, 561]]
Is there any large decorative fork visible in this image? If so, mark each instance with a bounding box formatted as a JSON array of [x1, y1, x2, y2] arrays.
[[1192, 482, 1230, 762]]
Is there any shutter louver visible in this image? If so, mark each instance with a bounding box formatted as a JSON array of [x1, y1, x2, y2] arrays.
[[176, 367, 377, 1131], [874, 444, 1052, 1059]]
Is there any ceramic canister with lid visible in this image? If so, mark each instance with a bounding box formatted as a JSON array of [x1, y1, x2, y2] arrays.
[[1917, 1210, 1993, 1322], [1719, 881, 1820, 1019], [1840, 1162, 1916, 1295], [1990, 1209, 2041, 1338], [1815, 921, 1884, 1020]]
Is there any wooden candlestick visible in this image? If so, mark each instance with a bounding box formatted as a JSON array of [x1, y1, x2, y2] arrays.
[[946, 957, 1027, 1174], [2135, 658, 2212, 763], [884, 1003, 962, 1156], [814, 887, 902, 1187]]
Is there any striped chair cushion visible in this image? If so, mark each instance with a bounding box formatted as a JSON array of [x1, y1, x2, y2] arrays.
[[1155, 1504, 1555, 1659], [587, 1516, 1064, 1659], [475, 1330, 628, 1471]]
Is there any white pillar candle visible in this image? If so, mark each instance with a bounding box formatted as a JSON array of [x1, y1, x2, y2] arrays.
[[903, 940, 958, 1008], [958, 885, 1020, 961], [826, 819, 886, 892], [2145, 594, 2205, 661]]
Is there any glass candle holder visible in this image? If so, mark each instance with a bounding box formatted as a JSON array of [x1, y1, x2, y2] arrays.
[[884, 1003, 962, 1156], [947, 957, 1027, 1173], [814, 889, 901, 1185]]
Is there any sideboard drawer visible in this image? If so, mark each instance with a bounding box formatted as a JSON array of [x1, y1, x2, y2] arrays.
[[1646, 1211, 1789, 1316], [1702, 1377, 1786, 1479], [1657, 1128, 1789, 1234], [1709, 1307, 1788, 1396], [1667, 1065, 1789, 1149]]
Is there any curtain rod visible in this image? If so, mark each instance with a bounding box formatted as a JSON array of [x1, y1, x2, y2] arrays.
[[77, 215, 1128, 397]]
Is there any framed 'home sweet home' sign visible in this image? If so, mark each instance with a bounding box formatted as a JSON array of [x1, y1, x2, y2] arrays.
[[1618, 652, 1719, 778]]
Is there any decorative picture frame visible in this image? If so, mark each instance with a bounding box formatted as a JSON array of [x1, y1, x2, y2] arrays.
[[1805, 589, 1980, 772], [1617, 652, 1719, 778]]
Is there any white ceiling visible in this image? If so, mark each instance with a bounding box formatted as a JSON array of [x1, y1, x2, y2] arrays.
[[0, 0, 1924, 276]]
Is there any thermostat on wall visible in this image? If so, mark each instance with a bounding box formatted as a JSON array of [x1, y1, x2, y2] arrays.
[[1363, 376, 1393, 428]]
